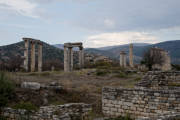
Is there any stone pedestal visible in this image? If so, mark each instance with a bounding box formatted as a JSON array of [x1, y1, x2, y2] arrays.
[[38, 43, 43, 72], [31, 41, 36, 72], [129, 44, 134, 67], [120, 51, 127, 67]]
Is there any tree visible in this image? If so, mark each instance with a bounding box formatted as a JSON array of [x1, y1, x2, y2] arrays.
[[141, 48, 164, 70]]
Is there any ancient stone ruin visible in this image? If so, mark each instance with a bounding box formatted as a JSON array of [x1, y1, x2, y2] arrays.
[[150, 47, 171, 71], [23, 38, 43, 72], [2, 103, 92, 120], [119, 44, 134, 68], [102, 71, 180, 119], [64, 42, 84, 72], [120, 51, 127, 67], [129, 43, 134, 67]]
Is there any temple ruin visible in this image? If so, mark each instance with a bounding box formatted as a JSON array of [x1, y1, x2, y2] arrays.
[[150, 47, 171, 71], [129, 43, 134, 67], [120, 51, 127, 67], [64, 42, 84, 72], [23, 38, 43, 72]]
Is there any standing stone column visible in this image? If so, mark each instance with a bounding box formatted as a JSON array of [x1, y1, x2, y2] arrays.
[[31, 41, 36, 72], [23, 38, 29, 72], [69, 47, 73, 71], [64, 47, 68, 72], [79, 47, 84, 68], [120, 51, 126, 67], [129, 43, 134, 67], [38, 42, 43, 72], [81, 47, 84, 68]]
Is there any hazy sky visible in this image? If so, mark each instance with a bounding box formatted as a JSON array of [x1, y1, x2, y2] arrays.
[[0, 0, 180, 48]]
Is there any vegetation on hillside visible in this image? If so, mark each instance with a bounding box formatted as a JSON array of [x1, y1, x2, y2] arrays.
[[0, 41, 64, 71]]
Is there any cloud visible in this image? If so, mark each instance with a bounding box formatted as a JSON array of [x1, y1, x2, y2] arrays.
[[84, 32, 158, 48], [73, 0, 180, 32], [104, 19, 115, 28], [0, 0, 38, 18]]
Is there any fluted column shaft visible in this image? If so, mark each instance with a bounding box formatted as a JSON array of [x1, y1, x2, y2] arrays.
[[38, 43, 43, 72], [129, 44, 134, 67], [31, 41, 36, 72], [24, 39, 29, 71]]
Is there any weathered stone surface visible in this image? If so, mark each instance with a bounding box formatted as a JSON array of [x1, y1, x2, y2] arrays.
[[64, 42, 84, 72], [21, 82, 41, 90], [2, 103, 92, 120], [102, 71, 180, 119]]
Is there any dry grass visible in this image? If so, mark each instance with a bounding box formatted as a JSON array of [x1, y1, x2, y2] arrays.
[[12, 69, 142, 95]]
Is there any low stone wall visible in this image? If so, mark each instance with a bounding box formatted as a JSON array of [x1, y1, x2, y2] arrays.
[[2, 103, 92, 120], [136, 71, 180, 90], [137, 113, 180, 120], [102, 87, 180, 118]]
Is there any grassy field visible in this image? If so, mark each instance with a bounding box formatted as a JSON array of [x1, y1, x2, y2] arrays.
[[6, 68, 142, 117]]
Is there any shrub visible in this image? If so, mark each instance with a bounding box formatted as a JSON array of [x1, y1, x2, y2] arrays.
[[114, 72, 128, 78], [134, 77, 141, 81], [96, 69, 110, 76], [0, 116, 7, 120], [13, 102, 38, 112], [0, 72, 14, 109]]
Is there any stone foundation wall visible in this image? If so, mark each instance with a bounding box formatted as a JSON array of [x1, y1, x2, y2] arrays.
[[102, 87, 180, 118], [136, 71, 180, 90], [2, 103, 92, 120]]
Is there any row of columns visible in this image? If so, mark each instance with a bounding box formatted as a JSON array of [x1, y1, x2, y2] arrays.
[[120, 43, 134, 68], [64, 43, 84, 72], [23, 38, 43, 72]]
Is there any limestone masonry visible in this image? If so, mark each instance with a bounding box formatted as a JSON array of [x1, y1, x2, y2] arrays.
[[64, 42, 84, 72], [102, 71, 180, 119], [2, 103, 92, 120], [23, 38, 43, 72]]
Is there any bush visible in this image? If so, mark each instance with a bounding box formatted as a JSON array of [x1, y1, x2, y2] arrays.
[[0, 72, 14, 109], [114, 72, 128, 78], [13, 102, 38, 112], [96, 69, 110, 76], [0, 116, 7, 120]]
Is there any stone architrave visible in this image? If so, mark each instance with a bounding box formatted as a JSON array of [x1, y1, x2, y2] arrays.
[[129, 43, 134, 67]]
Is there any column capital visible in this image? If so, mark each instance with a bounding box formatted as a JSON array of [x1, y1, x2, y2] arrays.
[[79, 46, 83, 50]]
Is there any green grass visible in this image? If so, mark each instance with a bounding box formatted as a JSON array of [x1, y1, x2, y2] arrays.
[[168, 82, 180, 87], [13, 102, 38, 112]]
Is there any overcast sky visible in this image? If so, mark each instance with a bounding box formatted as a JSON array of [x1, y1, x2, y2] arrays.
[[0, 0, 180, 48]]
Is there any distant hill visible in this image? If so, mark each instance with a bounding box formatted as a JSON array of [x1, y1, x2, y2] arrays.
[[54, 44, 64, 49], [0, 41, 64, 63], [1, 40, 180, 66], [85, 40, 180, 64], [97, 43, 151, 51]]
